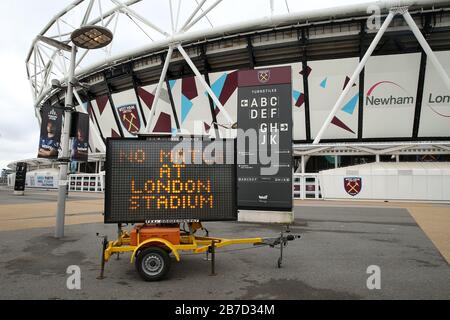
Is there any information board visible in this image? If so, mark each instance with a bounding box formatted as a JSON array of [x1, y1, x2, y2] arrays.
[[14, 163, 27, 192], [105, 138, 237, 224], [237, 67, 293, 211]]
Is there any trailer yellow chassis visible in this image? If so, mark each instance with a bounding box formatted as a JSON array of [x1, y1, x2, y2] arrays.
[[104, 231, 265, 263], [98, 224, 299, 281]]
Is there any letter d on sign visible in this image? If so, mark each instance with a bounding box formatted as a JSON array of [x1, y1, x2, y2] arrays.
[[366, 265, 381, 290], [66, 265, 81, 290]]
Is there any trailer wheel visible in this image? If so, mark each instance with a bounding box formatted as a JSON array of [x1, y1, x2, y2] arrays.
[[136, 247, 171, 281]]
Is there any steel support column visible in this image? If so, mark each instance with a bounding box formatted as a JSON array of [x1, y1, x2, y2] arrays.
[[403, 11, 450, 93], [177, 45, 233, 125], [313, 11, 395, 145], [144, 46, 174, 133]]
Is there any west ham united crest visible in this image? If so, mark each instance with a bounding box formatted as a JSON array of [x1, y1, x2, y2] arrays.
[[258, 70, 270, 83], [118, 104, 140, 135], [344, 177, 362, 196]]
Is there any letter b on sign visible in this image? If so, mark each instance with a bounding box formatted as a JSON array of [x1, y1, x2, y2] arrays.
[[366, 265, 381, 290], [66, 265, 81, 290]]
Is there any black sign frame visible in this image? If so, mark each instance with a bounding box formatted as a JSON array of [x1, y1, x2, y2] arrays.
[[237, 66, 293, 212], [14, 162, 28, 192], [104, 137, 238, 224]]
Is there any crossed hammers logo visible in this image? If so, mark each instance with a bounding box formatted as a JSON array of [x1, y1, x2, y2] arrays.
[[258, 71, 270, 83], [346, 180, 360, 194], [123, 113, 139, 132]]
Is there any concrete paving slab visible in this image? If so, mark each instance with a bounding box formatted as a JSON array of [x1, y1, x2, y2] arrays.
[[0, 204, 449, 300]]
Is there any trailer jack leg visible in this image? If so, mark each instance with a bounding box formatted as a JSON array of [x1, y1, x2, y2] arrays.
[[97, 234, 108, 280], [116, 224, 122, 261], [259, 230, 301, 268], [209, 240, 217, 276], [278, 232, 285, 269]]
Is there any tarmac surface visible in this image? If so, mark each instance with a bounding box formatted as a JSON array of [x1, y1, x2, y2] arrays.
[[0, 187, 449, 300]]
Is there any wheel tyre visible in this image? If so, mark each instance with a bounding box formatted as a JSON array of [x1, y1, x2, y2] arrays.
[[135, 247, 171, 282]]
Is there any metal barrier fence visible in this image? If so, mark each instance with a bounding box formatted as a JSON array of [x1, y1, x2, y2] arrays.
[[69, 174, 104, 193], [67, 173, 321, 199], [293, 174, 322, 200]]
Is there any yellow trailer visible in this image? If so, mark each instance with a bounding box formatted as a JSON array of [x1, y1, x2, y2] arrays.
[[98, 223, 299, 281]]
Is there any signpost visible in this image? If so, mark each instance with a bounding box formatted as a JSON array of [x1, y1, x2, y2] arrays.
[[104, 137, 237, 224], [237, 66, 293, 211], [14, 163, 27, 196]]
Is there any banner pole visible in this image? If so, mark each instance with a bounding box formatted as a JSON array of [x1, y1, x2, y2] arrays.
[[55, 45, 77, 239]]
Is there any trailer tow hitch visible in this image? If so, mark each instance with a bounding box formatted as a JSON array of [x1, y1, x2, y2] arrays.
[[259, 230, 301, 268]]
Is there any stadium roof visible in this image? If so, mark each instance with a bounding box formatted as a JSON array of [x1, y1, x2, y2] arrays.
[[27, 0, 450, 110]]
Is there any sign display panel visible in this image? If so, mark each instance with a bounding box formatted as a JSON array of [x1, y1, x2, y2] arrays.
[[363, 53, 420, 138], [419, 50, 450, 137], [308, 57, 360, 140], [105, 138, 237, 224], [14, 163, 27, 192], [112, 89, 145, 137], [237, 66, 293, 211]]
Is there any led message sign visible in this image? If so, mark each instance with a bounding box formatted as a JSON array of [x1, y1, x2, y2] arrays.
[[105, 138, 237, 224]]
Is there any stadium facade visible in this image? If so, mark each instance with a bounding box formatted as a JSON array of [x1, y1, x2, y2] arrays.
[[8, 0, 450, 200]]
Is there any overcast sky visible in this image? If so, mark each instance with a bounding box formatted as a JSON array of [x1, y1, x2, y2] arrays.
[[0, 0, 369, 171]]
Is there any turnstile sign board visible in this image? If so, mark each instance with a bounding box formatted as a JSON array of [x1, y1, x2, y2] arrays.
[[237, 67, 293, 211]]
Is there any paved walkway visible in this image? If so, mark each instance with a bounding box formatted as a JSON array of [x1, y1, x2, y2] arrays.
[[1, 203, 449, 299], [0, 188, 449, 299], [295, 200, 450, 264], [0, 188, 448, 264], [0, 188, 103, 232]]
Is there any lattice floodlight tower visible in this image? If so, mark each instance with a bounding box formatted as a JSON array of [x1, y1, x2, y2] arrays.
[[26, 0, 248, 140]]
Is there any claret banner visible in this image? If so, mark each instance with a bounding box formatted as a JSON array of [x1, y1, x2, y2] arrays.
[[38, 105, 63, 159], [104, 138, 237, 224], [70, 112, 90, 162]]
